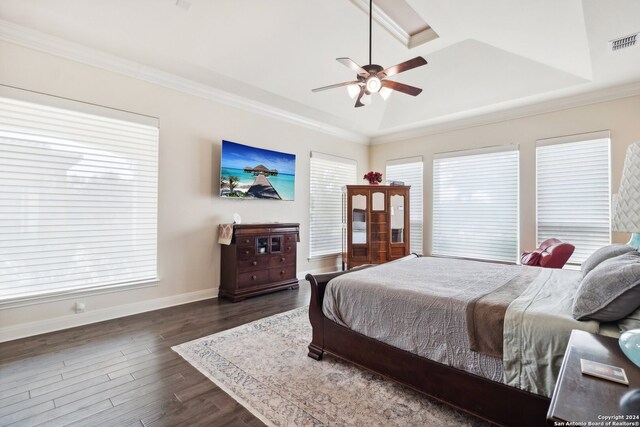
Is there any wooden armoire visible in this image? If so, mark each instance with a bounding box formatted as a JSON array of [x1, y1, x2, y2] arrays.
[[344, 185, 411, 269]]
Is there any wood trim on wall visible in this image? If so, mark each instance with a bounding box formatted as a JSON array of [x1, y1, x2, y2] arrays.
[[0, 289, 217, 343]]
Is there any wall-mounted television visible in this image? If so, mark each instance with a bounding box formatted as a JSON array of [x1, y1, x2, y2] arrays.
[[220, 140, 296, 200]]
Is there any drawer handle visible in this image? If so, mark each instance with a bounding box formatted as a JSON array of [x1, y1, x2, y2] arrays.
[[280, 257, 285, 262], [280, 270, 285, 275], [245, 250, 250, 255], [286, 246, 291, 251], [252, 261, 258, 266], [252, 275, 257, 280], [244, 239, 250, 244]]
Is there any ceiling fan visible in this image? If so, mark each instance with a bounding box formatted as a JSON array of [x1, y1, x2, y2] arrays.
[[312, 0, 428, 108]]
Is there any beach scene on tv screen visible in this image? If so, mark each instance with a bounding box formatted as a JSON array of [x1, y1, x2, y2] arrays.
[[220, 140, 296, 200]]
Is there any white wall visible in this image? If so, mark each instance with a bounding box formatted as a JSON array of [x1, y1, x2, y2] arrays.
[[370, 95, 640, 256], [2, 37, 639, 341], [0, 41, 369, 340]]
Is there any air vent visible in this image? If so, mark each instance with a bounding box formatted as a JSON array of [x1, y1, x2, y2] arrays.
[[609, 33, 637, 51]]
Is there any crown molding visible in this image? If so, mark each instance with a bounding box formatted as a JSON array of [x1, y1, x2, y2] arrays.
[[0, 19, 370, 145], [351, 0, 410, 47], [370, 81, 640, 145], [408, 28, 439, 49], [349, 0, 438, 49], [3, 19, 640, 148]]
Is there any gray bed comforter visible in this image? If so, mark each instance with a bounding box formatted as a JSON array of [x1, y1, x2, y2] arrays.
[[322, 256, 599, 397]]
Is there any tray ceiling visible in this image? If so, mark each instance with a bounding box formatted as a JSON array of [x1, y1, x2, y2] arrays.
[[0, 0, 639, 142]]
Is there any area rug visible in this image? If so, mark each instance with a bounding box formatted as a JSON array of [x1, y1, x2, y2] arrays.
[[172, 307, 486, 426]]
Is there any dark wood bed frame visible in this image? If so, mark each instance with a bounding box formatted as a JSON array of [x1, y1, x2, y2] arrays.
[[305, 268, 551, 427]]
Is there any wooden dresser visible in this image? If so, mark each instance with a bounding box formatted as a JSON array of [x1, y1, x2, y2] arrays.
[[344, 185, 411, 269], [220, 223, 299, 302]]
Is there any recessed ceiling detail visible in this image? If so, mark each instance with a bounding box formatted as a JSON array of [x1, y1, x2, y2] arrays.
[[0, 0, 639, 140], [349, 0, 439, 49]]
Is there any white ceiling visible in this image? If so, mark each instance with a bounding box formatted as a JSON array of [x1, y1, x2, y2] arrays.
[[1, 0, 639, 142]]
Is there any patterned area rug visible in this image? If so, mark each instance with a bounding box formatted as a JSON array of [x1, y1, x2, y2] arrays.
[[172, 307, 486, 426]]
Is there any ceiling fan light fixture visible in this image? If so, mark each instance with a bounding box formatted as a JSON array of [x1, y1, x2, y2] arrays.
[[311, 0, 427, 107], [347, 84, 361, 99], [366, 76, 381, 93], [379, 86, 392, 100]]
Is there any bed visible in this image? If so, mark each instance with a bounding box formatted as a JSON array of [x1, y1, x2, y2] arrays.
[[305, 254, 626, 427]]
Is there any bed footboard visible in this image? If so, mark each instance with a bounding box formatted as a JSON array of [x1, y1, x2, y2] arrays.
[[305, 270, 353, 360], [306, 256, 416, 360]]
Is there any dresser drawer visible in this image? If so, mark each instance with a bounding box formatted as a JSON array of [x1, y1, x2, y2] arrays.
[[238, 270, 270, 288], [268, 254, 295, 267], [282, 241, 296, 254], [269, 266, 296, 282], [237, 246, 256, 260], [237, 236, 255, 246], [238, 256, 269, 272]]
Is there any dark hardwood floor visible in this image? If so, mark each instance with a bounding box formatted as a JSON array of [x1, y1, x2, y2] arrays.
[[0, 285, 310, 426]]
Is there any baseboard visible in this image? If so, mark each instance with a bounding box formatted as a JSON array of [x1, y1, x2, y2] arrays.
[[297, 265, 341, 280], [0, 288, 218, 343]]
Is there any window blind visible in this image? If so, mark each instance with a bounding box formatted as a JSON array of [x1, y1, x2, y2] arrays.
[[0, 95, 159, 304], [309, 152, 357, 258], [386, 157, 424, 254], [433, 146, 519, 262], [536, 134, 611, 265]]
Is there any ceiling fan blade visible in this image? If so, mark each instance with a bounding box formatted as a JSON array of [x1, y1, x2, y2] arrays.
[[337, 58, 369, 77], [312, 81, 361, 93], [381, 56, 427, 78], [354, 86, 366, 108], [381, 80, 423, 96]]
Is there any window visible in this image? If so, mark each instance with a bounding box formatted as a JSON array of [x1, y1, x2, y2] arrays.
[[433, 146, 519, 262], [0, 92, 158, 305], [309, 152, 357, 258], [536, 132, 611, 265], [386, 157, 424, 254]]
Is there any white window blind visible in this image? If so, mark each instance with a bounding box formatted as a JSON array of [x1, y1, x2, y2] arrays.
[[309, 152, 357, 258], [433, 146, 519, 262], [0, 94, 158, 304], [536, 133, 611, 265], [386, 157, 423, 254]]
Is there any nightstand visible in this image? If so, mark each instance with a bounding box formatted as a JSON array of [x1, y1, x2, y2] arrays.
[[547, 330, 640, 425]]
